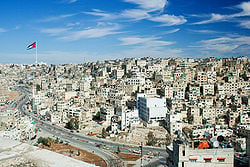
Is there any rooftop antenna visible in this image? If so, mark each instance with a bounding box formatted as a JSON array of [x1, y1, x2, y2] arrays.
[[83, 57, 86, 65]]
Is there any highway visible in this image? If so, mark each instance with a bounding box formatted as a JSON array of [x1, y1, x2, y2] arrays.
[[16, 86, 168, 166]]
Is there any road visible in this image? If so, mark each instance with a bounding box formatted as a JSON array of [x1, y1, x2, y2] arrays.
[[16, 86, 168, 166]]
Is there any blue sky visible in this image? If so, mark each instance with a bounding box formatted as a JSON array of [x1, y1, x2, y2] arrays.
[[0, 0, 250, 64]]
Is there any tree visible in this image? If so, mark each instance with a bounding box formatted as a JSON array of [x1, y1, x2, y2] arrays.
[[37, 137, 49, 146], [146, 131, 157, 146], [102, 128, 107, 138], [187, 114, 194, 124], [165, 134, 172, 146], [36, 84, 41, 91], [116, 146, 121, 154], [93, 112, 100, 120], [65, 118, 79, 130], [55, 137, 59, 144]]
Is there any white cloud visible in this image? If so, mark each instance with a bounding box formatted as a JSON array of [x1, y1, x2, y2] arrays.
[[118, 47, 182, 58], [66, 22, 81, 27], [123, 0, 167, 12], [199, 36, 250, 52], [41, 28, 71, 36], [189, 29, 220, 34], [119, 37, 159, 45], [60, 0, 78, 4], [83, 0, 186, 26], [238, 1, 250, 15], [239, 20, 250, 29], [120, 9, 150, 20], [39, 13, 76, 22], [149, 14, 187, 26], [0, 28, 7, 33], [192, 1, 250, 25], [60, 25, 121, 41], [83, 10, 115, 20], [119, 36, 174, 49], [192, 13, 230, 25], [163, 28, 180, 34], [68, 0, 77, 3]]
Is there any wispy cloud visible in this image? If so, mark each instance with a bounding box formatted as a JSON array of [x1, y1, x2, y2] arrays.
[[189, 29, 220, 34], [192, 1, 250, 26], [239, 20, 250, 29], [119, 36, 173, 47], [163, 28, 180, 34], [83, 0, 186, 26], [60, 24, 121, 41], [68, 0, 77, 3], [149, 14, 187, 26], [66, 22, 81, 27], [120, 9, 150, 20], [39, 13, 76, 22], [123, 0, 167, 12], [41, 28, 71, 36], [83, 9, 115, 20], [120, 37, 159, 45], [0, 28, 7, 33], [60, 0, 78, 4], [118, 46, 183, 59], [199, 35, 250, 53], [192, 13, 231, 25]]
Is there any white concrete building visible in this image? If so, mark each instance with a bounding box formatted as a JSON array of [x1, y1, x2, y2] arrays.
[[168, 140, 234, 167], [137, 93, 168, 123], [166, 112, 182, 137], [121, 108, 139, 130], [113, 69, 124, 79], [203, 84, 214, 95]]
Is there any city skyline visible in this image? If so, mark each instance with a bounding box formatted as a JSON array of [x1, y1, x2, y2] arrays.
[[0, 0, 250, 64]]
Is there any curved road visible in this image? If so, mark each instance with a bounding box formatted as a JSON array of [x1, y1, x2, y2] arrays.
[[16, 86, 168, 166]]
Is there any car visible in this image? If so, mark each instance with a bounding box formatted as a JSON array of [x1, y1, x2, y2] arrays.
[[133, 150, 141, 154]]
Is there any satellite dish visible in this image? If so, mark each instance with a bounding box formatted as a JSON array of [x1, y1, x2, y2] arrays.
[[217, 135, 224, 142], [213, 141, 219, 148], [210, 137, 216, 143]]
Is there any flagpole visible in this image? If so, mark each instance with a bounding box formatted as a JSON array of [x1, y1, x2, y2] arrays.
[[36, 40, 38, 64]]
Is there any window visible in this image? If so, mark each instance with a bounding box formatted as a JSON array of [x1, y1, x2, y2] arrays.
[[182, 150, 185, 156], [182, 162, 184, 167], [204, 158, 212, 163], [189, 158, 197, 163], [217, 158, 225, 162]]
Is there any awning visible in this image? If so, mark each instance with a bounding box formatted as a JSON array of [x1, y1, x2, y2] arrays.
[[217, 158, 225, 160]]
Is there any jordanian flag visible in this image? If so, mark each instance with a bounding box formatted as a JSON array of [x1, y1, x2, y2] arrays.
[[27, 42, 36, 50]]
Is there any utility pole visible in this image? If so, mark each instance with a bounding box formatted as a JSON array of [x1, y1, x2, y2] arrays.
[[140, 142, 143, 167]]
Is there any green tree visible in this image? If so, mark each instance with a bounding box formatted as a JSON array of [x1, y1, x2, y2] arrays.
[[93, 112, 100, 120], [36, 84, 41, 91], [146, 131, 157, 146], [187, 114, 194, 124], [116, 146, 121, 154], [55, 137, 59, 144], [65, 118, 79, 130], [37, 137, 49, 146], [102, 128, 107, 138]]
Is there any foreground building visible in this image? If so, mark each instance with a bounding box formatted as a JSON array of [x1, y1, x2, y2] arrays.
[[136, 93, 168, 124], [167, 139, 234, 167]]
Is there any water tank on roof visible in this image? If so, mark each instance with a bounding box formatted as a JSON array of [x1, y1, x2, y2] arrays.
[[213, 141, 219, 148]]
